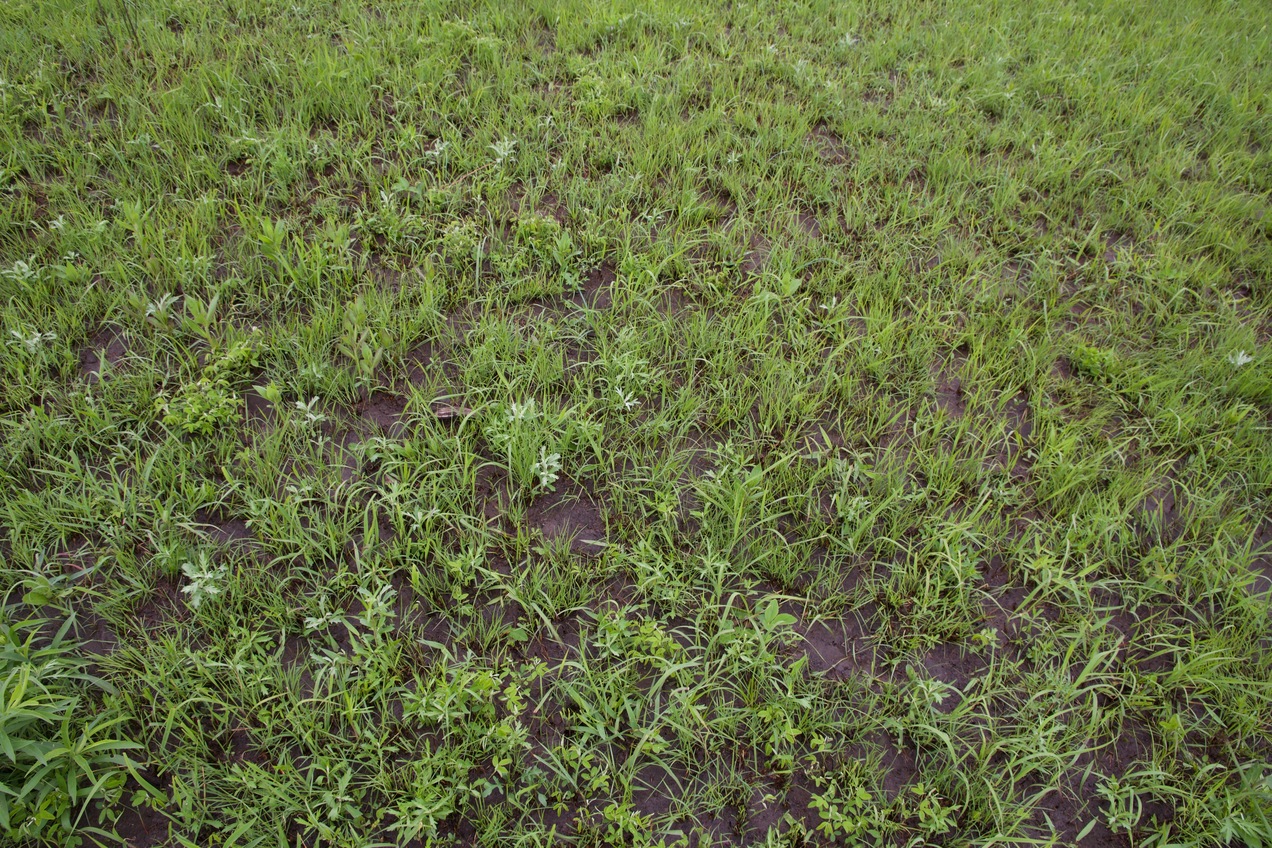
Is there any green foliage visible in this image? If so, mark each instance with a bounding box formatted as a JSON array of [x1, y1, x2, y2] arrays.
[[1070, 343, 1120, 382], [158, 335, 260, 434], [0, 612, 143, 845], [1, 0, 1270, 844]]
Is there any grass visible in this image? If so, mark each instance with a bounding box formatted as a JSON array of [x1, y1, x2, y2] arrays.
[[1, 0, 1271, 844]]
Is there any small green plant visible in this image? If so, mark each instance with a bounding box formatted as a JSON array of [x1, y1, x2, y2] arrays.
[[1070, 344, 1119, 382], [1096, 774, 1142, 834], [179, 551, 227, 611], [386, 760, 461, 843], [338, 295, 388, 384], [598, 800, 655, 847], [0, 611, 148, 844], [159, 377, 240, 434], [598, 328, 657, 412], [484, 399, 567, 497], [906, 783, 959, 836], [158, 335, 260, 434], [592, 607, 682, 665], [810, 770, 885, 843]]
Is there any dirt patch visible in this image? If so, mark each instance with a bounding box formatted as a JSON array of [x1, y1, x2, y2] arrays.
[[1031, 788, 1127, 847], [570, 261, 615, 311], [930, 355, 966, 416], [796, 614, 875, 677], [195, 509, 254, 549], [742, 233, 770, 275], [358, 391, 408, 435], [915, 251, 942, 274], [920, 640, 985, 697], [993, 392, 1035, 477], [1003, 393, 1033, 442], [405, 340, 462, 389], [1139, 481, 1177, 522], [1002, 257, 1031, 287], [795, 209, 821, 239], [244, 389, 276, 429], [538, 191, 569, 224], [524, 479, 606, 554], [79, 326, 128, 381], [654, 283, 694, 318], [518, 261, 616, 319], [106, 775, 171, 847], [807, 122, 851, 165], [131, 574, 188, 632], [844, 729, 920, 800], [1102, 231, 1136, 264], [862, 71, 902, 108], [795, 416, 846, 458], [1136, 462, 1186, 542], [74, 611, 120, 656], [702, 184, 738, 224]]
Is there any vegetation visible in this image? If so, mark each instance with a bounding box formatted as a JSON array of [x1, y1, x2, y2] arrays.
[[1, 0, 1271, 845]]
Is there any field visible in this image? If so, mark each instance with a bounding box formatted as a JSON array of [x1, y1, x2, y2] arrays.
[[2, 0, 1272, 845]]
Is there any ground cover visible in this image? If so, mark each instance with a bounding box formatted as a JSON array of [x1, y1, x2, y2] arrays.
[[2, 0, 1272, 845]]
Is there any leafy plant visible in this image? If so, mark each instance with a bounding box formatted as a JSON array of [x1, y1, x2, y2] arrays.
[[0, 611, 148, 844], [484, 399, 569, 497], [158, 335, 260, 435], [179, 551, 227, 611]]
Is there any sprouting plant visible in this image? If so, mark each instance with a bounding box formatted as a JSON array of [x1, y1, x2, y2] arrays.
[[113, 199, 150, 245], [756, 702, 802, 772], [907, 783, 959, 836], [159, 335, 259, 434], [180, 551, 227, 610], [906, 665, 954, 713], [403, 661, 504, 728], [424, 138, 449, 160], [1096, 775, 1142, 833], [0, 613, 149, 843], [145, 292, 180, 330], [531, 446, 561, 493], [613, 387, 640, 410], [810, 771, 883, 842], [181, 292, 220, 347], [387, 760, 459, 843], [159, 377, 240, 434], [1227, 349, 1254, 367], [598, 331, 656, 411], [489, 136, 517, 165], [173, 254, 212, 285], [1070, 344, 1118, 382], [441, 218, 483, 259], [2, 258, 37, 284], [7, 326, 56, 353], [484, 399, 566, 497], [592, 608, 681, 665], [970, 627, 1000, 652], [353, 580, 397, 646], [256, 216, 290, 268], [303, 593, 345, 634], [338, 295, 389, 384], [293, 396, 328, 429], [598, 801, 654, 846]]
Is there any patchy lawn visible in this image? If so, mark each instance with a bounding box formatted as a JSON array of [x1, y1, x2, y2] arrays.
[[2, 0, 1271, 845]]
